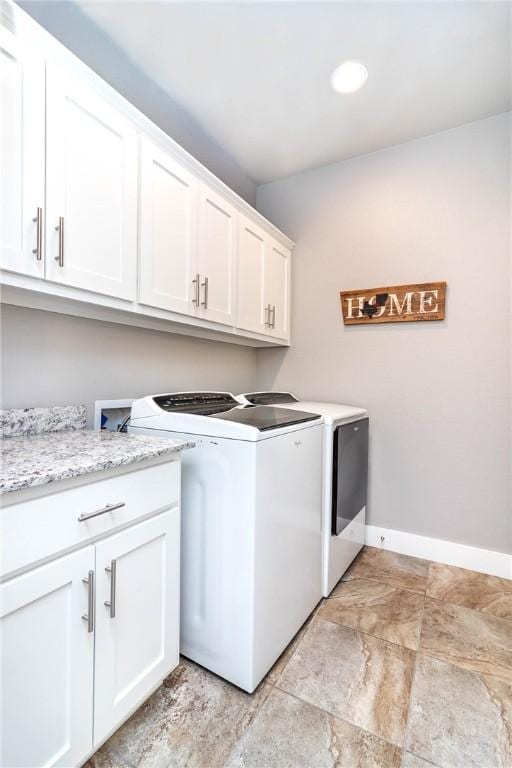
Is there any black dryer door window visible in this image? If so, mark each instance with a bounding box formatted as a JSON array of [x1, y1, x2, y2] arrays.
[[332, 418, 369, 535]]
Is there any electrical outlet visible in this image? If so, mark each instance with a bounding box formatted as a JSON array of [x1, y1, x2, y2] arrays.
[[380, 535, 385, 546]]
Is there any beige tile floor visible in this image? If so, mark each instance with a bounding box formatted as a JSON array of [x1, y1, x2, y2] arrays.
[[87, 547, 512, 768]]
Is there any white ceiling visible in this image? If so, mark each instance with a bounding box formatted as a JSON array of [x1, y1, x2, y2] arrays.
[[76, 1, 511, 185]]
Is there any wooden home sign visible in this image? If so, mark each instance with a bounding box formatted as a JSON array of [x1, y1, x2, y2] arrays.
[[340, 282, 446, 325]]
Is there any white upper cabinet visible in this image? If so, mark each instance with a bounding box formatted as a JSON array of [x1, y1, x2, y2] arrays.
[[0, 3, 293, 346], [196, 183, 237, 326], [45, 64, 138, 300], [265, 237, 291, 341], [139, 139, 198, 315], [93, 511, 180, 747], [0, 27, 45, 277], [1, 547, 95, 768], [237, 216, 291, 342], [237, 214, 267, 335]]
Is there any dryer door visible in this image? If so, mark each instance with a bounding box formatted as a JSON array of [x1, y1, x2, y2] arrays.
[[332, 419, 369, 535]]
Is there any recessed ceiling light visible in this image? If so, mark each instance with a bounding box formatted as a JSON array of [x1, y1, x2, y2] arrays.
[[330, 61, 368, 94]]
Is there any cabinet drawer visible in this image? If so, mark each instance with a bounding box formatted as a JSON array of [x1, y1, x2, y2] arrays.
[[1, 460, 180, 580]]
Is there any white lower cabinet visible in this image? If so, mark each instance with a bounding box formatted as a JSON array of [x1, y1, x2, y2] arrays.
[[1, 504, 180, 768], [1, 547, 95, 768], [93, 510, 180, 747]]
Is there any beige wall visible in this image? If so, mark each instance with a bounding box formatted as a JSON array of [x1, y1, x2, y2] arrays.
[[0, 306, 257, 426], [256, 113, 511, 554]]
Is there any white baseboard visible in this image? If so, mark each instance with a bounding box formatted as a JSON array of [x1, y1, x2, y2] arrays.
[[365, 525, 511, 579]]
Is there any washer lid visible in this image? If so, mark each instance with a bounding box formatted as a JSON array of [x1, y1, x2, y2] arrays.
[[210, 405, 320, 431]]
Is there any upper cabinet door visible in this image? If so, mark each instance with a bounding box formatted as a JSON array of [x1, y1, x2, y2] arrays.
[[93, 510, 180, 748], [139, 140, 198, 315], [1, 547, 95, 768], [0, 27, 44, 277], [45, 64, 137, 300], [265, 238, 291, 341], [237, 214, 267, 335], [196, 183, 237, 326]]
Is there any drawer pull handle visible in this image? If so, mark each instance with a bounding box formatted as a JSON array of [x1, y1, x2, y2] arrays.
[[81, 570, 95, 633], [104, 559, 117, 619], [192, 273, 200, 305], [77, 501, 126, 522], [32, 207, 43, 260], [54, 216, 64, 267], [201, 276, 209, 309]]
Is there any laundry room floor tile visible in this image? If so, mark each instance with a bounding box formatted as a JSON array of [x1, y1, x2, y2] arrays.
[[419, 598, 512, 682], [86, 549, 512, 768], [426, 562, 512, 620], [86, 659, 271, 768], [225, 687, 402, 768], [342, 547, 430, 594], [400, 752, 440, 768], [405, 653, 512, 768], [318, 578, 424, 650], [264, 601, 321, 686], [277, 617, 415, 746]]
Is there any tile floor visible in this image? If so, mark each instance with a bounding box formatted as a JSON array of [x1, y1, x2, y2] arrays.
[[87, 547, 512, 768]]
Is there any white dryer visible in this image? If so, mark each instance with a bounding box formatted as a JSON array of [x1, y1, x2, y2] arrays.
[[129, 392, 323, 692], [237, 392, 368, 597]]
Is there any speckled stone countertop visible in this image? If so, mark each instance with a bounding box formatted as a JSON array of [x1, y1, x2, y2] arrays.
[[0, 404, 87, 438], [0, 407, 194, 494]]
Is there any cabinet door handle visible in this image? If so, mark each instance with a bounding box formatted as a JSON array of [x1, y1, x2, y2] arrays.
[[264, 303, 272, 327], [201, 276, 209, 308], [32, 207, 42, 261], [82, 570, 95, 633], [104, 559, 117, 618], [192, 273, 200, 305], [77, 501, 125, 522], [272, 305, 276, 328], [54, 216, 64, 267]]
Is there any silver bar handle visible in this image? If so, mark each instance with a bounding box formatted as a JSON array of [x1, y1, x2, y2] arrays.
[[201, 276, 209, 308], [104, 559, 117, 618], [32, 207, 42, 261], [77, 501, 125, 523], [192, 273, 200, 305], [82, 570, 95, 633], [54, 216, 64, 267], [272, 305, 276, 329], [264, 303, 272, 327]]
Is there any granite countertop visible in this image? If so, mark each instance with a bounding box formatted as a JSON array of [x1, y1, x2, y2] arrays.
[[0, 406, 194, 494]]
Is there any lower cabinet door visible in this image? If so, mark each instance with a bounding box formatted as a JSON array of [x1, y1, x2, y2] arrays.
[[93, 509, 180, 746], [1, 547, 95, 768]]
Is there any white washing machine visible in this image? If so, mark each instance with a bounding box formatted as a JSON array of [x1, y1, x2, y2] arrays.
[[129, 392, 323, 692], [237, 392, 368, 597]]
